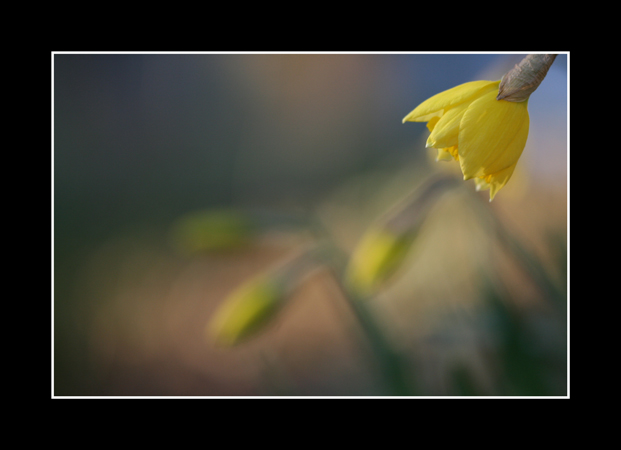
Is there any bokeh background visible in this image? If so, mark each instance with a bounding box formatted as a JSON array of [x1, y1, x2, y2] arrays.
[[53, 53, 568, 396]]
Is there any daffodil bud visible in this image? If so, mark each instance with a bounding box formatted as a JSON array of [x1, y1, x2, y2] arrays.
[[345, 176, 454, 296], [403, 54, 557, 200], [208, 275, 284, 346], [171, 209, 256, 254], [207, 246, 319, 346], [497, 54, 557, 102], [345, 227, 417, 297]]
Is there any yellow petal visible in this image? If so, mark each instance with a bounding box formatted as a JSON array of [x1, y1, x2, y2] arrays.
[[474, 163, 517, 201], [427, 101, 469, 149], [447, 145, 459, 161], [458, 92, 529, 180], [434, 146, 459, 161], [426, 117, 440, 133], [474, 176, 491, 192], [403, 80, 500, 123], [436, 148, 454, 161]]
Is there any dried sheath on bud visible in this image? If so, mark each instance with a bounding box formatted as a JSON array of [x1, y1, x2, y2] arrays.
[[497, 54, 557, 102]]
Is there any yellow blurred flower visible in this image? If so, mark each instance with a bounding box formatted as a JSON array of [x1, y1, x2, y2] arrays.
[[207, 246, 320, 346], [403, 80, 529, 201], [345, 175, 455, 297], [345, 227, 416, 297], [208, 276, 283, 346]]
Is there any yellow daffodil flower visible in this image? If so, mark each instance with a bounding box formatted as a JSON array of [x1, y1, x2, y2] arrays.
[[403, 80, 529, 201]]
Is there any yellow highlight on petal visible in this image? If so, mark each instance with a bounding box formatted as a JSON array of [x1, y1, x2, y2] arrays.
[[208, 276, 282, 346]]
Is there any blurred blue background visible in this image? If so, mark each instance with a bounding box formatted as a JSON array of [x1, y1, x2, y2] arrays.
[[53, 53, 567, 396]]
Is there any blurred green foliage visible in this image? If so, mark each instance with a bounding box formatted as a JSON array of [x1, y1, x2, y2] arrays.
[[171, 209, 257, 254]]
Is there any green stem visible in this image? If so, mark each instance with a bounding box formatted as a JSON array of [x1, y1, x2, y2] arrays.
[[338, 279, 416, 396], [310, 218, 416, 396]]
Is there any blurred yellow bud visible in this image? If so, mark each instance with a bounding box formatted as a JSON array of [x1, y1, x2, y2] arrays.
[[208, 245, 320, 346], [344, 176, 455, 297], [171, 209, 255, 254], [345, 227, 416, 297], [208, 276, 283, 346]]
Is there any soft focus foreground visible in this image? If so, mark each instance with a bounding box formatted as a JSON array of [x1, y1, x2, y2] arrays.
[[54, 53, 568, 396]]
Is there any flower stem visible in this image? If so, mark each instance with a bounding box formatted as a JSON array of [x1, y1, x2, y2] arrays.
[[335, 274, 417, 396], [310, 219, 416, 395]]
